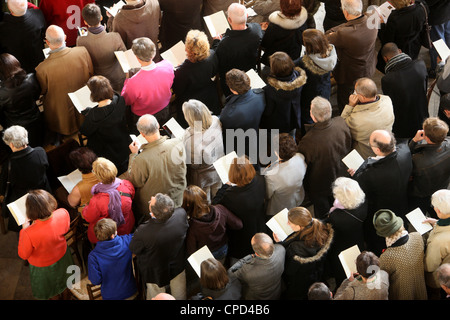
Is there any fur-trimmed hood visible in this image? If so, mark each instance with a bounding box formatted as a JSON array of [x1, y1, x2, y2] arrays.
[[302, 45, 337, 75], [268, 7, 308, 30], [267, 67, 307, 91], [291, 223, 334, 265]]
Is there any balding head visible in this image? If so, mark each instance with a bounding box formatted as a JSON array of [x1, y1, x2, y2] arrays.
[[355, 77, 378, 100], [45, 25, 66, 49], [136, 114, 160, 139], [369, 130, 396, 156], [7, 0, 27, 16], [381, 42, 402, 61], [251, 233, 274, 259], [341, 0, 363, 17], [227, 3, 247, 28]]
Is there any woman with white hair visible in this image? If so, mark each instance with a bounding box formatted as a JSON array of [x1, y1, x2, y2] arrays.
[[0, 125, 51, 232], [182, 99, 224, 201], [324, 176, 368, 285]]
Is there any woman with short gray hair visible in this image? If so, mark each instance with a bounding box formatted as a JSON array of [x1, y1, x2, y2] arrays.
[[0, 125, 51, 232], [182, 99, 224, 201], [324, 176, 368, 285]]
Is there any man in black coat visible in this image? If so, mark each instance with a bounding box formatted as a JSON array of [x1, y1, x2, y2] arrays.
[[0, 0, 46, 74], [427, 0, 450, 78], [129, 193, 188, 300], [212, 2, 263, 97], [350, 129, 412, 256], [381, 42, 429, 141]]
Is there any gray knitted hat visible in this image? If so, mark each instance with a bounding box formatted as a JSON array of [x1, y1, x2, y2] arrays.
[[373, 209, 403, 237]]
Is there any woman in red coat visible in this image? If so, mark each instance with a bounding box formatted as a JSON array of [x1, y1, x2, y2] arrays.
[[82, 157, 135, 244]]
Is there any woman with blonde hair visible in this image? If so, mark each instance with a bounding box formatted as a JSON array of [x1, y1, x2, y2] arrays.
[[172, 29, 221, 127], [182, 99, 224, 201], [82, 157, 135, 244], [325, 177, 368, 286], [212, 156, 266, 263], [273, 206, 334, 299]]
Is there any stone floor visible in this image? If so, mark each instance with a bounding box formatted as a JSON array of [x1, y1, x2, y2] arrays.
[[0, 3, 442, 300]]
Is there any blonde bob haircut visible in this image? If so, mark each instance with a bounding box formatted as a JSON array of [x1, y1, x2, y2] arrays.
[[182, 99, 213, 131], [92, 157, 118, 184], [332, 177, 366, 210], [185, 29, 210, 63]]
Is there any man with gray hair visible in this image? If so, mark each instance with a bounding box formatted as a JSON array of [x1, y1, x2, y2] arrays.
[[35, 25, 93, 143], [341, 77, 395, 159], [121, 37, 174, 135], [0, 0, 46, 73], [212, 2, 263, 97], [228, 232, 286, 300], [326, 0, 378, 112], [0, 125, 51, 232], [436, 263, 450, 299], [124, 114, 186, 223], [129, 193, 189, 300], [297, 96, 352, 218]]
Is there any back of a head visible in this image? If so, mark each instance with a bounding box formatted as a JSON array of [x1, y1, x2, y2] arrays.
[[226, 69, 251, 95], [310, 96, 332, 122], [94, 218, 117, 241], [436, 263, 450, 289], [7, 0, 27, 16], [137, 114, 160, 136], [269, 51, 295, 78], [356, 251, 380, 278], [381, 42, 401, 60], [185, 30, 210, 63], [332, 177, 365, 210], [355, 77, 378, 99], [280, 0, 303, 18], [182, 99, 213, 131], [288, 206, 329, 247], [2, 125, 28, 148], [277, 133, 298, 161], [0, 53, 26, 87], [46, 25, 66, 47], [341, 0, 363, 16], [431, 189, 450, 216], [200, 258, 229, 290], [182, 185, 209, 219], [390, 0, 412, 10], [423, 117, 449, 144], [132, 37, 156, 62], [370, 130, 396, 155], [69, 147, 98, 174], [440, 93, 450, 113], [82, 3, 102, 27], [251, 233, 275, 259], [87, 75, 114, 102], [151, 193, 175, 221], [308, 282, 332, 300], [228, 156, 256, 187], [303, 29, 330, 57], [227, 3, 247, 25], [92, 157, 118, 185]]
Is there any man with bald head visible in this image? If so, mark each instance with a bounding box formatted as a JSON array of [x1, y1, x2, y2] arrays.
[[124, 114, 186, 223], [212, 2, 263, 97], [350, 129, 412, 256], [341, 77, 395, 159], [0, 0, 46, 73], [35, 25, 93, 143], [228, 232, 285, 300]]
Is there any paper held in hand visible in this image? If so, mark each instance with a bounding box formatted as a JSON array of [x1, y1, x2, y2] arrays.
[[115, 49, 141, 73], [246, 69, 266, 89], [374, 1, 395, 22], [342, 149, 364, 172], [104, 0, 126, 17], [58, 169, 82, 194], [433, 39, 450, 62], [188, 245, 215, 277], [163, 117, 185, 139], [266, 208, 294, 241], [68, 85, 98, 113], [130, 134, 148, 148], [161, 41, 187, 69], [339, 245, 361, 279], [213, 151, 238, 184], [406, 207, 433, 235], [203, 11, 230, 38], [7, 193, 29, 227]]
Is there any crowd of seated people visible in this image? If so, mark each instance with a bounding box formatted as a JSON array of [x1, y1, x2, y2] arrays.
[[0, 0, 449, 301]]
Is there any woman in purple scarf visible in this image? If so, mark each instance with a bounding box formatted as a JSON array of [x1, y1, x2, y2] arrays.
[[82, 157, 135, 244]]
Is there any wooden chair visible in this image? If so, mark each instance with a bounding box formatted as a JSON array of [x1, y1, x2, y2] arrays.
[[65, 214, 84, 272], [86, 282, 103, 300], [69, 276, 102, 300], [427, 78, 438, 105]]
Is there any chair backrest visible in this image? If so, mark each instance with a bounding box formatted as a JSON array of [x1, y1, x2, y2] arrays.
[[86, 283, 102, 300]]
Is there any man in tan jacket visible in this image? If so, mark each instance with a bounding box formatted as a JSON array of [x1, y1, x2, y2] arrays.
[[341, 77, 395, 160], [125, 114, 186, 225], [35, 25, 93, 143]]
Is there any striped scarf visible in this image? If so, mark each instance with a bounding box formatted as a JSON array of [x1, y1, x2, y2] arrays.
[[385, 53, 412, 74]]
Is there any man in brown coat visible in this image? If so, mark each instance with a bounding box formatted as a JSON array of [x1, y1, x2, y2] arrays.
[[326, 0, 378, 112], [35, 25, 93, 142], [77, 3, 126, 92], [297, 96, 353, 219]]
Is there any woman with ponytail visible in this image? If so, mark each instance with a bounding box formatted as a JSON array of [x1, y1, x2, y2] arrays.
[[273, 206, 334, 300]]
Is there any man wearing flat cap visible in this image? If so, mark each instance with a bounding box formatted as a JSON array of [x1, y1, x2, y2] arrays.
[[374, 209, 428, 300]]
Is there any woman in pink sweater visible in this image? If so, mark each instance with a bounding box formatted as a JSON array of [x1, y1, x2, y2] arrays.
[[121, 37, 174, 134]]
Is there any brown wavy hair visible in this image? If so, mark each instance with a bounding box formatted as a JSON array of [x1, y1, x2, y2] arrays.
[[182, 185, 210, 219], [288, 207, 329, 247]]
